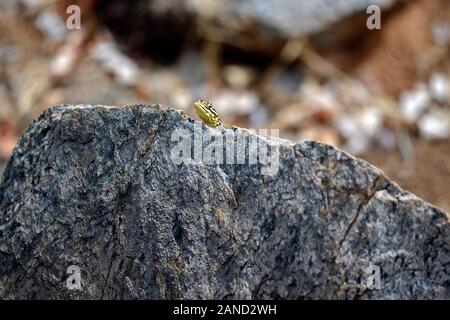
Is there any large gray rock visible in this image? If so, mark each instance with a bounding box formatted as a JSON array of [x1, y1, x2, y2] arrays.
[[217, 0, 400, 37], [0, 104, 448, 299], [96, 0, 404, 57]]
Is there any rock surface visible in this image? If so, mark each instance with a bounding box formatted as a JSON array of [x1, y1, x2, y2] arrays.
[[0, 104, 448, 299]]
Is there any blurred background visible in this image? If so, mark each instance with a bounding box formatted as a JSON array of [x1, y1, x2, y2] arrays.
[[0, 0, 449, 211]]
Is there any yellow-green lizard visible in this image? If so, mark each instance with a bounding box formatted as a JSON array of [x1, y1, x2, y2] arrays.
[[194, 99, 223, 128]]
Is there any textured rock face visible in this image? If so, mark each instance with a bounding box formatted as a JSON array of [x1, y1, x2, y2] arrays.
[[0, 104, 448, 299]]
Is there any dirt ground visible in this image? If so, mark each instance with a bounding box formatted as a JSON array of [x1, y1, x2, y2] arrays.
[[363, 139, 450, 212]]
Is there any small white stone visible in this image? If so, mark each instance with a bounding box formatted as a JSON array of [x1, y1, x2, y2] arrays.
[[91, 42, 139, 86], [21, 0, 44, 9], [359, 107, 381, 137], [223, 65, 255, 89], [35, 9, 67, 42], [212, 90, 259, 116], [399, 84, 430, 122], [334, 107, 382, 155], [432, 22, 450, 47], [429, 73, 449, 103], [345, 135, 370, 156], [335, 115, 358, 139], [418, 109, 450, 139]]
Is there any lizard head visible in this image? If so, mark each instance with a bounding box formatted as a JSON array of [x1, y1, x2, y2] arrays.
[[194, 99, 209, 110]]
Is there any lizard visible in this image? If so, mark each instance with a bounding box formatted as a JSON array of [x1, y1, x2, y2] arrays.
[[193, 99, 224, 128]]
